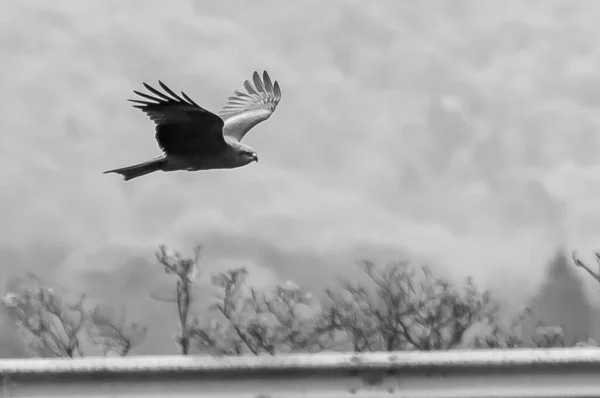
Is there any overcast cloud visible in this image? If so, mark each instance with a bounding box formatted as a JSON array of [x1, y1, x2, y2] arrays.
[[2, 0, 600, 354]]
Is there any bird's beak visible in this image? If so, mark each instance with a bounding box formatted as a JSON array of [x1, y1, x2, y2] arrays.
[[252, 154, 258, 163]]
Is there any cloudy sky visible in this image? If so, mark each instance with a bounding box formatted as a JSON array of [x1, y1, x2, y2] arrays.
[[3, 0, 600, 354]]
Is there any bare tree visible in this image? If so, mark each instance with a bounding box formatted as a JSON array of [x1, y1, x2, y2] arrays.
[[151, 244, 202, 355], [318, 260, 500, 351], [191, 267, 320, 355], [87, 306, 147, 356], [2, 273, 146, 357], [186, 258, 555, 355], [2, 274, 86, 358]]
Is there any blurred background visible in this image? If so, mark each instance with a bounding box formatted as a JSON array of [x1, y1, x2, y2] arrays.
[[1, 0, 600, 356]]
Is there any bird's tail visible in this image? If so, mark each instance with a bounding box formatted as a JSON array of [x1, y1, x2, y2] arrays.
[[103, 157, 167, 181]]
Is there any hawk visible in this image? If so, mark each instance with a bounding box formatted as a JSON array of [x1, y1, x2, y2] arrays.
[[104, 71, 282, 181]]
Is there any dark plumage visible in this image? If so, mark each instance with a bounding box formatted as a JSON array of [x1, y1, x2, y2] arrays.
[[104, 71, 281, 181]]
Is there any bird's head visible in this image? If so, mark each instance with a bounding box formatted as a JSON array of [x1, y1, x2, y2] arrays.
[[237, 148, 258, 165]]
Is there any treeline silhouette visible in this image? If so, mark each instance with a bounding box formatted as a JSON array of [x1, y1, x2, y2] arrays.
[[2, 244, 597, 357]]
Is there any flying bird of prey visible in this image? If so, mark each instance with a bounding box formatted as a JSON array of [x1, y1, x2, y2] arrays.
[[104, 71, 282, 181]]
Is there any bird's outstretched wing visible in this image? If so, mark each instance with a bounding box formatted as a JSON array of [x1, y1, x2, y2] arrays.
[[129, 81, 227, 156], [218, 71, 282, 142]]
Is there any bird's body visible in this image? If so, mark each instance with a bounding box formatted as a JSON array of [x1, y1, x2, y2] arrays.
[[104, 71, 281, 181]]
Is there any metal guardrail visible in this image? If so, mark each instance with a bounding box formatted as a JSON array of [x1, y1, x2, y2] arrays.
[[1, 348, 600, 397]]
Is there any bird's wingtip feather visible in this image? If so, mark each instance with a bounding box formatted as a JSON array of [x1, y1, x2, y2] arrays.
[[273, 81, 281, 99]]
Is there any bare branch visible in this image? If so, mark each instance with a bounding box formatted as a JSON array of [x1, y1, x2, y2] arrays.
[[2, 276, 86, 358], [192, 269, 321, 355], [319, 260, 500, 352], [3, 274, 148, 358], [151, 244, 205, 355], [87, 306, 147, 356], [572, 251, 600, 284]]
